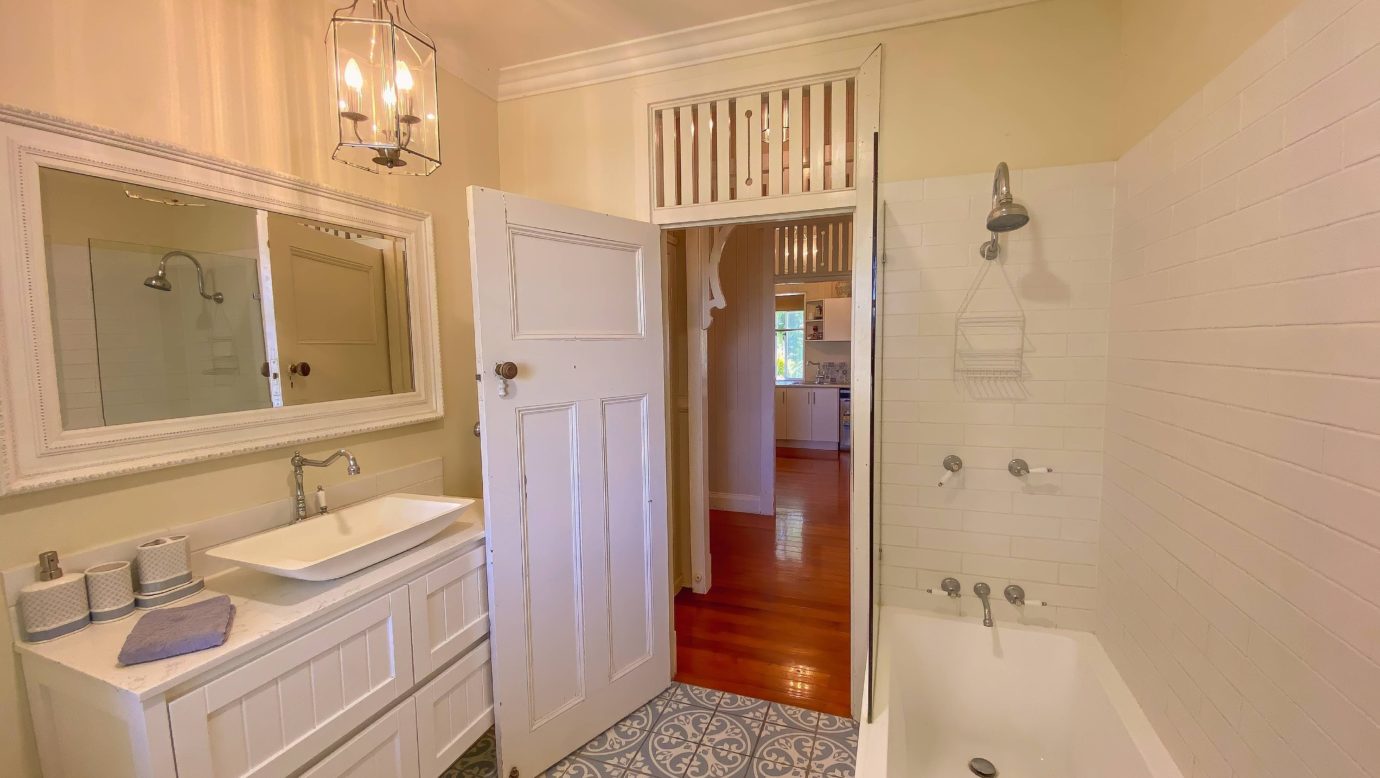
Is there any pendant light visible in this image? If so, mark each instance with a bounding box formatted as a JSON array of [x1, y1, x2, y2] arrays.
[[329, 0, 441, 175]]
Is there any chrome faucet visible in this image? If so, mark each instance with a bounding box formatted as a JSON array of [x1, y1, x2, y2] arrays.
[[973, 582, 993, 627], [290, 449, 360, 522]]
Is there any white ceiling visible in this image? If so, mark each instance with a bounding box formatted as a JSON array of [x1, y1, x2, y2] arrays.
[[409, 0, 815, 72]]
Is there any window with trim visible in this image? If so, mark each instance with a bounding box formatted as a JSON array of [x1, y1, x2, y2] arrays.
[[775, 293, 805, 381]]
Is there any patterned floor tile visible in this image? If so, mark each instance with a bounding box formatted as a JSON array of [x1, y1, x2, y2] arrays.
[[443, 728, 498, 777], [744, 758, 808, 778], [578, 720, 652, 766], [620, 696, 672, 731], [752, 726, 815, 770], [447, 690, 856, 778], [763, 703, 818, 732], [653, 703, 715, 742], [715, 693, 770, 721], [628, 733, 700, 778], [559, 755, 628, 778], [670, 683, 724, 709], [700, 712, 765, 755], [814, 713, 858, 736], [684, 746, 750, 778], [808, 732, 856, 777]]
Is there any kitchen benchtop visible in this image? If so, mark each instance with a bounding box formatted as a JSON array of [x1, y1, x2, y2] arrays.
[[776, 382, 849, 389], [15, 501, 485, 701]]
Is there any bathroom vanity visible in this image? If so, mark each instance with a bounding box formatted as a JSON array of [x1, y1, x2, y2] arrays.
[[14, 506, 491, 778]]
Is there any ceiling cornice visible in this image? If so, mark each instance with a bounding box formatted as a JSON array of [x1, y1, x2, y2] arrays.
[[490, 0, 1037, 101]]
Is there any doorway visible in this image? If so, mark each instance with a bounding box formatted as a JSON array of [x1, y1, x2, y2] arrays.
[[669, 215, 855, 716]]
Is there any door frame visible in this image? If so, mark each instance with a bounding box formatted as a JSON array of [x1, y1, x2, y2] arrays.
[[638, 45, 881, 719]]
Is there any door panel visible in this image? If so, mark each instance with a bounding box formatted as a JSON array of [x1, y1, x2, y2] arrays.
[[265, 215, 394, 404], [468, 187, 670, 778]]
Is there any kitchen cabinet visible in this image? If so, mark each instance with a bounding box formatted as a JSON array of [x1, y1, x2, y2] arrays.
[[821, 298, 852, 341], [775, 386, 840, 445]]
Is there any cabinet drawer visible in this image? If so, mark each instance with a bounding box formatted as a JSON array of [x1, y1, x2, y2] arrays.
[[415, 639, 494, 778], [168, 587, 413, 778], [408, 545, 488, 680], [301, 699, 418, 778]]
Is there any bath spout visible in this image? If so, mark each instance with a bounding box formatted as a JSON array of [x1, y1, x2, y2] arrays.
[[973, 582, 993, 627]]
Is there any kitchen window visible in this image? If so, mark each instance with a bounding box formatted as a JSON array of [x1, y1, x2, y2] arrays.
[[775, 293, 805, 381]]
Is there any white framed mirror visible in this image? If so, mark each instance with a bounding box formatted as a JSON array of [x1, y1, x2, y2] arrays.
[[0, 106, 443, 494]]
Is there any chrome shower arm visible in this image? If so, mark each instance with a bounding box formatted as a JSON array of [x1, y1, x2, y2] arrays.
[[156, 251, 224, 303]]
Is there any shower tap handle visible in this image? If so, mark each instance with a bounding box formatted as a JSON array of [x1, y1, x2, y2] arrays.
[[938, 455, 963, 486], [1008, 458, 1052, 477]]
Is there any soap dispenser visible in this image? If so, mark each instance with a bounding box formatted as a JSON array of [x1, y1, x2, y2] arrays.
[[18, 551, 91, 643]]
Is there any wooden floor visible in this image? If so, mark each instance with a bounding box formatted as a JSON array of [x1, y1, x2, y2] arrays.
[[673, 447, 851, 716]]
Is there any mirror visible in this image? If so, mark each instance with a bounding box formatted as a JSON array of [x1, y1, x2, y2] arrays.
[[39, 168, 413, 431], [0, 106, 441, 494]]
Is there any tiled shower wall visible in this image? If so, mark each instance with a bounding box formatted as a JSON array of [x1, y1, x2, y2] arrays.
[[1097, 0, 1380, 776], [876, 163, 1114, 630]]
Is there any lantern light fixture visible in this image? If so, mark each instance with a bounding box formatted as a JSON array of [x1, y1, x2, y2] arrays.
[[329, 0, 441, 175]]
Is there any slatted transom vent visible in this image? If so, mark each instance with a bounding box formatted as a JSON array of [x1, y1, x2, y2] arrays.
[[774, 216, 853, 278], [653, 78, 855, 209]]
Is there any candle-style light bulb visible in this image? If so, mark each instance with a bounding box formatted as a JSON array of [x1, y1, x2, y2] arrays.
[[344, 58, 363, 89], [340, 58, 367, 121], [395, 61, 419, 124]]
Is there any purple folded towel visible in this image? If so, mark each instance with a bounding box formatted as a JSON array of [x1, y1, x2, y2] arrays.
[[118, 595, 236, 666]]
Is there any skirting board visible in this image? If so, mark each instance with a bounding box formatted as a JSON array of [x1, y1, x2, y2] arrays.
[[776, 439, 842, 451], [709, 491, 771, 515]]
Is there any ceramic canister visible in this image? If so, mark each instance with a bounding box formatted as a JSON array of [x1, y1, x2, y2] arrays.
[[85, 561, 136, 622], [18, 573, 91, 642], [136, 535, 191, 594]]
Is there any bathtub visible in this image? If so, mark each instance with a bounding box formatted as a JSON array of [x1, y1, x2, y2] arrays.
[[856, 607, 1182, 777]]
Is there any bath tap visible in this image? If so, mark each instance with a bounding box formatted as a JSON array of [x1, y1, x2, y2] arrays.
[[973, 582, 993, 627]]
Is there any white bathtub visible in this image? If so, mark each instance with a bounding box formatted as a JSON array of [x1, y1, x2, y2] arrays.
[[857, 607, 1182, 777]]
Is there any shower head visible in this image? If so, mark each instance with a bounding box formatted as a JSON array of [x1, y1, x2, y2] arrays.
[[144, 251, 224, 303], [979, 162, 1029, 260], [143, 270, 172, 292], [985, 162, 1029, 233]]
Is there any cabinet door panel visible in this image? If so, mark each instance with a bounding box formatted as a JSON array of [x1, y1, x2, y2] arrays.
[[168, 587, 412, 778], [774, 389, 787, 439], [415, 640, 494, 778], [822, 298, 852, 342], [810, 389, 840, 443], [783, 390, 812, 440], [409, 546, 487, 681], [301, 699, 418, 778]]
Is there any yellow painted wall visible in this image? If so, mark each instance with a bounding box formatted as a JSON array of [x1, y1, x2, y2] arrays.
[[1117, 0, 1300, 149], [499, 0, 1124, 218], [0, 1, 498, 773]]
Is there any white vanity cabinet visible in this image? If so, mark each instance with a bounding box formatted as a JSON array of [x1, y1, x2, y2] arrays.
[[18, 521, 491, 778]]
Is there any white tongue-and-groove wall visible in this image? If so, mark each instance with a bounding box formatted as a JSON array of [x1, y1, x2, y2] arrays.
[[1098, 0, 1380, 776]]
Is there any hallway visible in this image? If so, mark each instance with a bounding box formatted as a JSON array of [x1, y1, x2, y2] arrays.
[[672, 448, 852, 716]]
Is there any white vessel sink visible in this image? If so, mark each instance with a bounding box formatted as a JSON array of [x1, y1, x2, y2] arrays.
[[208, 494, 475, 581]]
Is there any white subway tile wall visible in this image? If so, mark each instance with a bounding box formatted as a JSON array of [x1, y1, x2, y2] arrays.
[[877, 162, 1115, 630], [1099, 1, 1380, 776]]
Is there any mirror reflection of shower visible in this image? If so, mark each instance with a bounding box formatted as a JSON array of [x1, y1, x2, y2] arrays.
[[143, 250, 225, 303], [978, 162, 1031, 260]]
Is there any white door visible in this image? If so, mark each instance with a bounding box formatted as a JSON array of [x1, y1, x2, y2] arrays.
[[265, 214, 397, 404], [468, 187, 671, 778]]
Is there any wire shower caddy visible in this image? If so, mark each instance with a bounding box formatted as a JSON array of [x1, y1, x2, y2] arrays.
[[953, 257, 1025, 380]]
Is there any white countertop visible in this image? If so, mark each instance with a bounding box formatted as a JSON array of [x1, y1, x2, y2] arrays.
[[15, 502, 486, 702], [776, 382, 849, 389]]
